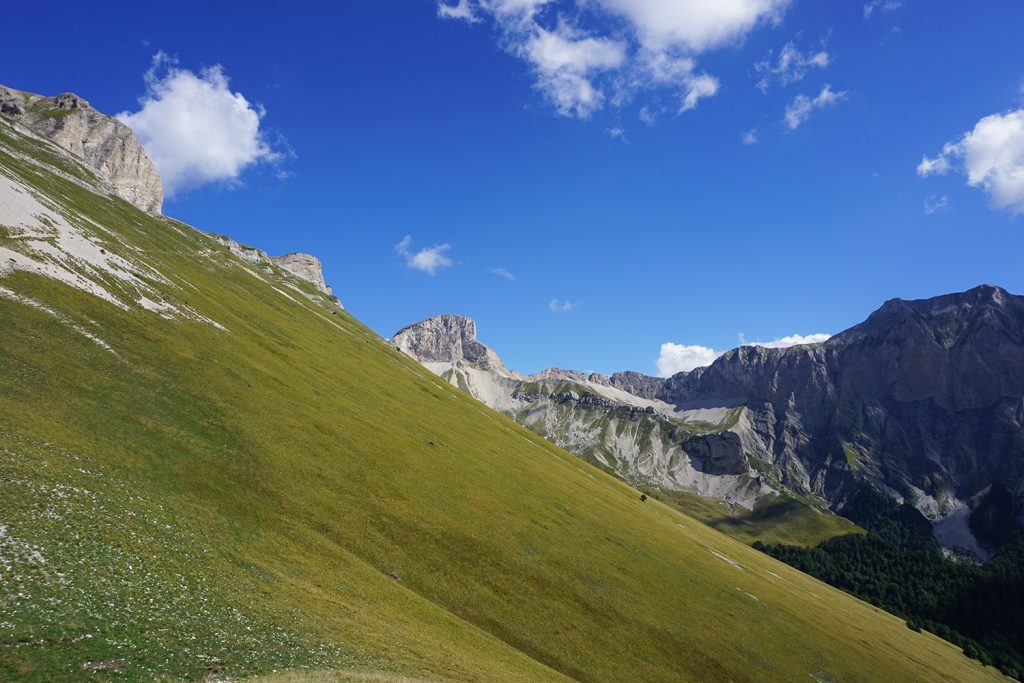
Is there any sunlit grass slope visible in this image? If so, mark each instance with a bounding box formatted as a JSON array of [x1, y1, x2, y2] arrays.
[[0, 118, 1004, 681], [657, 488, 862, 548]]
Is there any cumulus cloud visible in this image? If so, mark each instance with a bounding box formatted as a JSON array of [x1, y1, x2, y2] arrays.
[[597, 0, 791, 53], [436, 0, 791, 119], [741, 128, 759, 145], [548, 298, 576, 313], [656, 342, 721, 376], [784, 84, 847, 129], [396, 235, 454, 275], [754, 40, 830, 92], [520, 21, 627, 117], [490, 267, 517, 281], [739, 332, 831, 348], [655, 331, 831, 377], [863, 0, 902, 19], [917, 108, 1024, 215], [117, 52, 283, 195]]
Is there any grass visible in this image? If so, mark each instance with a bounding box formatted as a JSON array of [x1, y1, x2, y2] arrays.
[[657, 489, 862, 548], [844, 444, 862, 469], [0, 117, 1006, 682]]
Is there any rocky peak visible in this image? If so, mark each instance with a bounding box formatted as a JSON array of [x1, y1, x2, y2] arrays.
[[0, 84, 163, 214], [832, 285, 1024, 348], [391, 315, 510, 374], [271, 253, 332, 295]]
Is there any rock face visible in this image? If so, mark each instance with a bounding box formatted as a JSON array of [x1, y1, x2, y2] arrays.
[[0, 85, 163, 214], [393, 315, 511, 375], [395, 286, 1024, 557], [208, 235, 340, 307], [271, 253, 332, 295], [661, 284, 1024, 556]]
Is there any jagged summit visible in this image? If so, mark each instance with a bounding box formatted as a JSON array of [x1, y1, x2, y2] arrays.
[[0, 84, 163, 213], [832, 284, 1024, 349], [391, 314, 510, 374]]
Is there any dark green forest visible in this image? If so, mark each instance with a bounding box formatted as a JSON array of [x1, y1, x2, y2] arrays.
[[755, 488, 1024, 679]]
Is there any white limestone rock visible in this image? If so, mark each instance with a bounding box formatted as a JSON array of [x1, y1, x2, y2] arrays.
[[0, 85, 163, 214]]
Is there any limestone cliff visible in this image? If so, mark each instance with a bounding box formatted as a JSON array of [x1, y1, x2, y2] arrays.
[[0, 85, 163, 213]]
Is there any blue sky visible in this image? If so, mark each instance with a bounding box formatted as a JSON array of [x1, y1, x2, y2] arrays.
[[3, 1, 1024, 375]]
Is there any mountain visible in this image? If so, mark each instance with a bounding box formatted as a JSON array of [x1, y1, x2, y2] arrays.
[[0, 86, 1001, 681], [394, 288, 1024, 559]]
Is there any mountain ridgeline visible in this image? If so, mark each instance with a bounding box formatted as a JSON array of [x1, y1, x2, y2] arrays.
[[394, 286, 1024, 558]]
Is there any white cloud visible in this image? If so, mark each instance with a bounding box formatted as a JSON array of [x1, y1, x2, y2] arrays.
[[607, 126, 628, 142], [655, 331, 830, 376], [596, 0, 791, 53], [396, 235, 454, 275], [863, 0, 902, 19], [680, 73, 719, 112], [117, 52, 282, 196], [923, 194, 950, 215], [548, 298, 576, 313], [754, 41, 830, 92], [437, 0, 792, 119], [520, 23, 628, 117], [490, 267, 517, 281], [739, 332, 831, 348], [784, 84, 847, 129], [741, 128, 759, 145], [438, 0, 480, 22], [917, 153, 951, 177], [918, 108, 1024, 214], [656, 342, 721, 376]]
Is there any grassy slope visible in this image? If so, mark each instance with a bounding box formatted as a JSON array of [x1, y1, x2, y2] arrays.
[[0, 120, 1004, 682], [657, 489, 862, 548]]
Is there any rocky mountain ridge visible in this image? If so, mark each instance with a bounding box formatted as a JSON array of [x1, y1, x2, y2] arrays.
[[394, 288, 1024, 559], [1, 84, 163, 213], [0, 86, 339, 312]]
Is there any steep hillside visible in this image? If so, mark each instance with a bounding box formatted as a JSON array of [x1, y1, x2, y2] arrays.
[[0, 92, 1003, 681]]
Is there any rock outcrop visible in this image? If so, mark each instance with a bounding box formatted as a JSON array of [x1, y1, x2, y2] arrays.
[[0, 85, 163, 213], [393, 315, 512, 375], [395, 286, 1024, 557], [207, 235, 340, 306], [271, 253, 332, 295]]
